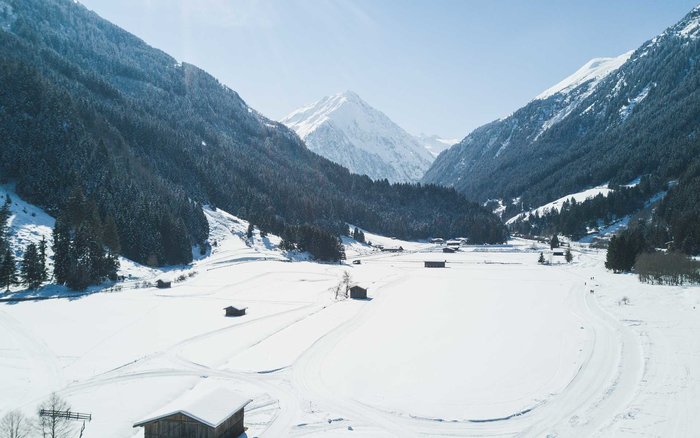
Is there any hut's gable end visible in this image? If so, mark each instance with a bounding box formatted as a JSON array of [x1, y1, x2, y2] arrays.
[[140, 412, 215, 438]]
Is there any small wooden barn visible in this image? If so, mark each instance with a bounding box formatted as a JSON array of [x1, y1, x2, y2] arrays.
[[156, 279, 172, 289], [133, 387, 252, 438], [223, 306, 246, 317], [442, 247, 456, 253], [425, 260, 446, 268], [349, 285, 367, 299]]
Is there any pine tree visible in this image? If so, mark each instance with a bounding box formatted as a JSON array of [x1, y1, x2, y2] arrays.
[[565, 248, 573, 263], [102, 215, 121, 254], [0, 248, 17, 291], [20, 243, 43, 289], [0, 195, 10, 254], [538, 252, 545, 264], [38, 236, 48, 283], [550, 234, 560, 249], [246, 223, 254, 239], [52, 216, 71, 285]]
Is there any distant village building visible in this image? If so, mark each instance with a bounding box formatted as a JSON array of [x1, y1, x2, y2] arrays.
[[424, 260, 446, 268], [156, 279, 171, 289], [442, 247, 456, 253], [133, 387, 251, 438], [382, 246, 404, 253], [446, 240, 461, 247], [224, 306, 246, 317], [430, 238, 445, 244], [349, 285, 368, 299], [352, 260, 362, 265]]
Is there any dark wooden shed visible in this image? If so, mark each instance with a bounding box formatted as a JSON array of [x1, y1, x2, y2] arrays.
[[424, 260, 446, 268], [442, 247, 456, 253], [224, 306, 246, 317], [349, 285, 367, 299], [156, 279, 172, 289], [133, 388, 252, 438]]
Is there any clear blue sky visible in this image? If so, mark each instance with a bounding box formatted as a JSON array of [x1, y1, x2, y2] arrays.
[[79, 0, 698, 139]]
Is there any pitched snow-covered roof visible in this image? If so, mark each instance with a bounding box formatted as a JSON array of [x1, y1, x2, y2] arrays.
[[133, 387, 252, 429]]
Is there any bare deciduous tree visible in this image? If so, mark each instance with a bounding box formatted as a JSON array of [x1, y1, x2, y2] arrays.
[[37, 393, 74, 438], [333, 271, 352, 300], [0, 410, 32, 438]]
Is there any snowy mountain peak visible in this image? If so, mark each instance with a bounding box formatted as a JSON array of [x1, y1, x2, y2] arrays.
[[281, 92, 434, 182], [414, 133, 458, 157], [535, 51, 633, 100]]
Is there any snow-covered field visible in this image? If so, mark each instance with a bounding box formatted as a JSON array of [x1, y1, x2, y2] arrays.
[[1, 197, 700, 437]]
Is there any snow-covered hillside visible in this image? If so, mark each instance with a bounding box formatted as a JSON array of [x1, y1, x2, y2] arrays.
[[282, 91, 434, 182], [505, 184, 614, 225], [535, 52, 633, 100], [0, 184, 54, 260], [0, 186, 302, 297]]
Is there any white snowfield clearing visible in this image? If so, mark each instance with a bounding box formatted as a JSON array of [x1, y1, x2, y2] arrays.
[[1, 212, 700, 436]]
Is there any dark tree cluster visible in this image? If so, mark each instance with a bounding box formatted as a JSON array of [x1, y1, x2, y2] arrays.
[[352, 227, 366, 243], [53, 189, 119, 290], [605, 226, 651, 273], [0, 0, 506, 268], [654, 173, 700, 256], [635, 251, 700, 285], [280, 224, 345, 262]]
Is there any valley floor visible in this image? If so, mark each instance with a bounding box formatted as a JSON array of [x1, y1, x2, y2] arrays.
[[1, 229, 699, 437]]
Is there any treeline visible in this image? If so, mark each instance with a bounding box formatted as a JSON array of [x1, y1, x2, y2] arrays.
[[635, 252, 700, 286], [509, 176, 664, 239], [605, 222, 700, 286], [0, 0, 506, 268]]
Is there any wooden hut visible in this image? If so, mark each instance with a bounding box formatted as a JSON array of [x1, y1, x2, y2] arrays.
[[424, 260, 446, 268], [349, 285, 367, 299], [442, 247, 456, 253], [156, 279, 172, 289], [223, 306, 246, 317], [133, 387, 252, 438]]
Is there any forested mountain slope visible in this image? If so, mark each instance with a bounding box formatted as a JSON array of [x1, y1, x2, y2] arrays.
[[0, 0, 506, 265], [424, 5, 700, 209]]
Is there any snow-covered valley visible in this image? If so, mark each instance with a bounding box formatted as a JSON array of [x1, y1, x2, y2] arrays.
[[1, 197, 699, 437]]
